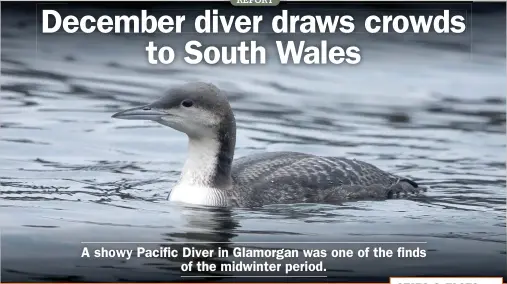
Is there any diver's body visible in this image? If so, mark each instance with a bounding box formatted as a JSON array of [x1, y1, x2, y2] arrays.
[[112, 82, 425, 208]]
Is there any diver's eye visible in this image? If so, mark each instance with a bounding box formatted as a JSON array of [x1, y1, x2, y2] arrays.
[[181, 99, 194, 108]]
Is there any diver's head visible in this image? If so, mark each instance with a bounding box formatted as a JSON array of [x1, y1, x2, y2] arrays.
[[112, 82, 235, 139]]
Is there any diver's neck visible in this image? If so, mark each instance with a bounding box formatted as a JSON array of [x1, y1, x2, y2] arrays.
[[178, 135, 234, 189], [170, 116, 236, 207]]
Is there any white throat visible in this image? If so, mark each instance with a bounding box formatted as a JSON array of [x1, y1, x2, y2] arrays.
[[169, 137, 228, 206]]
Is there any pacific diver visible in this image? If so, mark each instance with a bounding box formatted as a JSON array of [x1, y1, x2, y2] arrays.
[[112, 82, 426, 208]]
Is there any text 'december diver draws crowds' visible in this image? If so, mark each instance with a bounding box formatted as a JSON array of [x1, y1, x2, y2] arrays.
[[41, 9, 467, 65]]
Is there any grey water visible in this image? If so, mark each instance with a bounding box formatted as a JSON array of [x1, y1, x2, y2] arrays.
[[1, 5, 506, 282]]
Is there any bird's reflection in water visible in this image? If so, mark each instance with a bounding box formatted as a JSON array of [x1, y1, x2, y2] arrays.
[[147, 204, 239, 280]]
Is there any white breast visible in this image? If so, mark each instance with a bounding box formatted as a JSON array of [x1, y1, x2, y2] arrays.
[[169, 137, 230, 207], [169, 183, 228, 207]]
